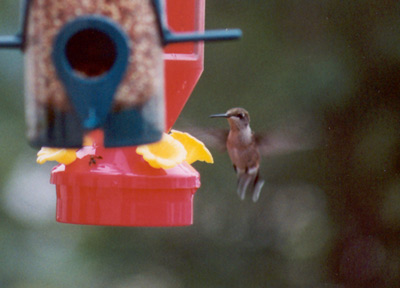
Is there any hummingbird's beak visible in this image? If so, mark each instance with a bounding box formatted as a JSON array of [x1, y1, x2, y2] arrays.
[[209, 113, 230, 118]]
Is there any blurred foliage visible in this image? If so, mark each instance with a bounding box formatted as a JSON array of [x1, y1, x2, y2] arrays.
[[1, 0, 400, 287]]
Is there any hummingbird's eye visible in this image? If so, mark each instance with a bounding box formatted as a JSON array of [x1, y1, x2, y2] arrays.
[[238, 113, 245, 119]]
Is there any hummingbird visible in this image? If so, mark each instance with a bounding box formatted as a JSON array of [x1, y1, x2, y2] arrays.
[[210, 108, 264, 202], [206, 107, 316, 202]]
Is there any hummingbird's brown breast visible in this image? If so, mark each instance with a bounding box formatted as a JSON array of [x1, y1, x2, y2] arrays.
[[227, 130, 260, 171]]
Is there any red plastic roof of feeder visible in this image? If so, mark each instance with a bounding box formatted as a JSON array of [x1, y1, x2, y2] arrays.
[[164, 0, 204, 131]]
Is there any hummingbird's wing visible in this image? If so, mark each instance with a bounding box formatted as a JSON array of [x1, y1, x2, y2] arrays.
[[255, 132, 308, 156], [178, 126, 229, 152], [254, 117, 319, 156]]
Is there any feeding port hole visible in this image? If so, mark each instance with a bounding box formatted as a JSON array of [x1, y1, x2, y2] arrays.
[[66, 29, 117, 77]]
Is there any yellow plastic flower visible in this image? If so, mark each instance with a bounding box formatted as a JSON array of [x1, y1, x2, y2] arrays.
[[170, 129, 214, 164], [37, 147, 77, 165], [36, 135, 93, 165], [136, 130, 214, 169], [136, 133, 187, 169]]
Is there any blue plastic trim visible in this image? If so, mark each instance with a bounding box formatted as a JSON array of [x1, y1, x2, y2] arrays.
[[0, 0, 32, 49], [52, 15, 130, 130], [104, 108, 163, 147], [152, 0, 242, 45], [29, 109, 84, 148], [0, 35, 23, 48], [104, 88, 164, 147], [163, 29, 242, 44]]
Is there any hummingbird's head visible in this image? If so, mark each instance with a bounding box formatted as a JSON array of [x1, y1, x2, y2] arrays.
[[210, 107, 250, 131]]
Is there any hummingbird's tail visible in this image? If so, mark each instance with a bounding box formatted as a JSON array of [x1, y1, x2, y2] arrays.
[[237, 173, 253, 200], [252, 175, 265, 202], [236, 171, 265, 202]]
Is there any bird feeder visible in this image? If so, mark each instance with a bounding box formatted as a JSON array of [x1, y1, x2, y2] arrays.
[[0, 0, 241, 226]]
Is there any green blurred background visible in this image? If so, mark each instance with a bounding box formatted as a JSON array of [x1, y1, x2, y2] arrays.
[[1, 1, 400, 287]]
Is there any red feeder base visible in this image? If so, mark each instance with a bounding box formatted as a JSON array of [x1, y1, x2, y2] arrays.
[[51, 141, 200, 226]]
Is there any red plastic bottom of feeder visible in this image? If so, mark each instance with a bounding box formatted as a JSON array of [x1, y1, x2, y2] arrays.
[[50, 144, 200, 227]]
